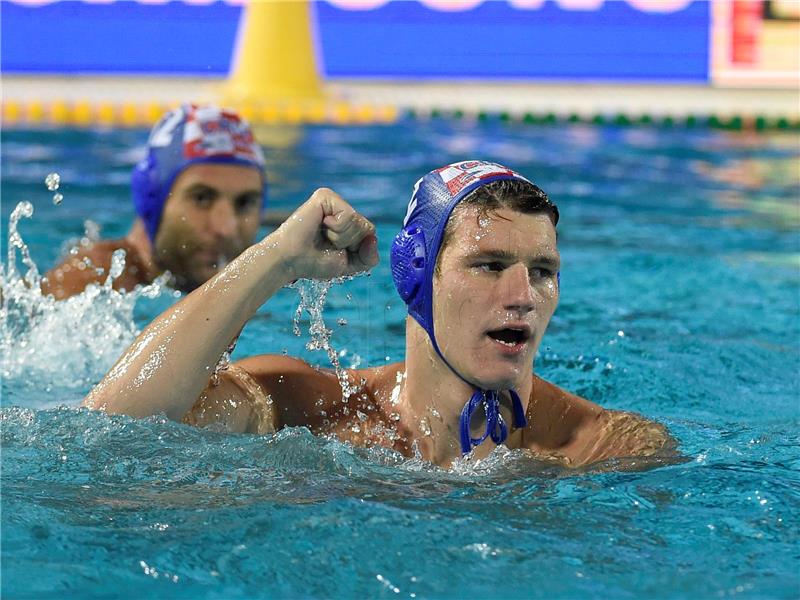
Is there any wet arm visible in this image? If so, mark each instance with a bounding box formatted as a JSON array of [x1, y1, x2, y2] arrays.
[[83, 189, 378, 422]]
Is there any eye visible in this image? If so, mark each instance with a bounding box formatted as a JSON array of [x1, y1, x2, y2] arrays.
[[529, 266, 555, 279], [235, 194, 261, 213], [190, 189, 215, 207], [474, 261, 505, 273]]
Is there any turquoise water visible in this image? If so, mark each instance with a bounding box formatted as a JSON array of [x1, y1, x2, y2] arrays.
[[2, 121, 799, 598]]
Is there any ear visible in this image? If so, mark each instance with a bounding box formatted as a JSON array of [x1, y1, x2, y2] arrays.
[[390, 225, 426, 305]]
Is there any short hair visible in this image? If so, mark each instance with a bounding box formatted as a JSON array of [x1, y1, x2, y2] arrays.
[[435, 179, 558, 274]]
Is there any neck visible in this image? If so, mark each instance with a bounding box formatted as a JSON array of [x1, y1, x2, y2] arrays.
[[125, 219, 162, 282], [398, 318, 532, 466]]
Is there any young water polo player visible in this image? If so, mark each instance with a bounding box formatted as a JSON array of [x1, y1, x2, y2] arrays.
[[84, 161, 673, 468], [44, 104, 268, 299]]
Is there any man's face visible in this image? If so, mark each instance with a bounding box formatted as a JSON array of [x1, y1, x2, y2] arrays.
[[432, 206, 560, 390], [153, 163, 263, 291]]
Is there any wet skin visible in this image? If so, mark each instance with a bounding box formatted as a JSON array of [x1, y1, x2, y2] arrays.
[[153, 163, 263, 292], [431, 207, 560, 392], [182, 207, 673, 467], [84, 189, 674, 469]]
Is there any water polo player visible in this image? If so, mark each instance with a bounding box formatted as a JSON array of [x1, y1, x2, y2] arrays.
[[43, 104, 267, 299], [84, 161, 673, 468]]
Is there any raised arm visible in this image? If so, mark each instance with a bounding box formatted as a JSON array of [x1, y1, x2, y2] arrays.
[[83, 188, 378, 421]]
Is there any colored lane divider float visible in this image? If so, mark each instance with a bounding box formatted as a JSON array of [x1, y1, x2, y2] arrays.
[[2, 99, 798, 131], [0, 100, 400, 128]]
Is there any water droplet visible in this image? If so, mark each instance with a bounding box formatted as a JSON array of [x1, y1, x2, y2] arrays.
[[53, 192, 63, 206], [356, 410, 368, 422], [107, 248, 126, 281], [337, 318, 347, 326], [45, 172, 60, 191], [419, 417, 431, 436]]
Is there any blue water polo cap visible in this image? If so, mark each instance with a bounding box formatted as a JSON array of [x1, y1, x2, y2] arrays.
[[390, 160, 555, 455], [131, 104, 267, 242], [391, 160, 536, 338]]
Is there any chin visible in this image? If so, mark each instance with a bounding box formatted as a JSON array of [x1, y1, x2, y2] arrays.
[[471, 367, 527, 392]]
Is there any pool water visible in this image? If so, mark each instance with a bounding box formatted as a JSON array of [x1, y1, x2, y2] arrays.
[[2, 120, 798, 598]]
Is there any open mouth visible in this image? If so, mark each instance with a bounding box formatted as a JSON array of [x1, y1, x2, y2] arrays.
[[487, 327, 530, 347]]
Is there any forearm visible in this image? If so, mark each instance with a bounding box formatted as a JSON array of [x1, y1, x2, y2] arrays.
[[84, 237, 292, 420]]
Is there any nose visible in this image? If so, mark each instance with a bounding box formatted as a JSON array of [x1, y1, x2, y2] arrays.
[[501, 263, 535, 313], [208, 200, 238, 239]]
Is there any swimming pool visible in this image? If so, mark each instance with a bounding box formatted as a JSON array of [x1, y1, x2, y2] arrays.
[[2, 120, 798, 598]]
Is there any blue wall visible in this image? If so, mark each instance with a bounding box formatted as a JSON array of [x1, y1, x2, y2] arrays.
[[1, 0, 710, 81], [317, 1, 710, 81], [1, 1, 242, 74]]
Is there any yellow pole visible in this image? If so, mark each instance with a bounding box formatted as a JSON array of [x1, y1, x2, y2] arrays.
[[223, 0, 322, 103]]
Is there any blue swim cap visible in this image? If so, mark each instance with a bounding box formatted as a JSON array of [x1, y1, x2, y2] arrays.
[[391, 160, 556, 455], [131, 104, 267, 242]]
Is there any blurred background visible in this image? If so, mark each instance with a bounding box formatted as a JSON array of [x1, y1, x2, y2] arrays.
[[2, 0, 799, 127]]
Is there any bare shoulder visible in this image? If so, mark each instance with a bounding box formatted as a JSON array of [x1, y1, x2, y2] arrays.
[[563, 408, 678, 468], [525, 375, 604, 448], [233, 357, 403, 434], [234, 355, 345, 427], [184, 353, 366, 435], [526, 375, 676, 467], [235, 354, 340, 393]]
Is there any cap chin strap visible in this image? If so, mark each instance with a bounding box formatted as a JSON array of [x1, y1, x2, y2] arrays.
[[459, 388, 527, 455], [426, 327, 527, 456]]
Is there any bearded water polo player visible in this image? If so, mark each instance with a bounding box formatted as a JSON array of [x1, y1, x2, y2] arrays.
[[44, 104, 267, 299], [83, 160, 673, 468]]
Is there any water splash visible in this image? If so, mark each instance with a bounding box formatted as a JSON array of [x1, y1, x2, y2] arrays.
[[291, 278, 360, 401], [0, 202, 171, 404]]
